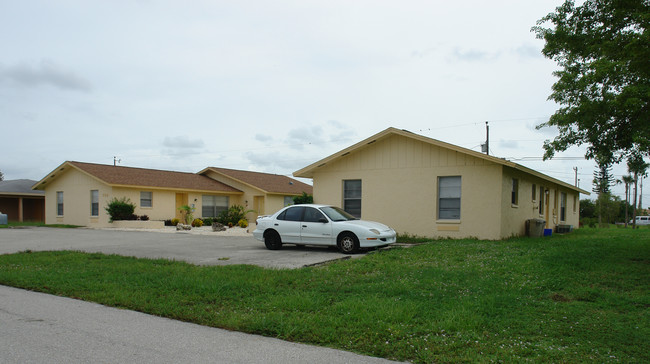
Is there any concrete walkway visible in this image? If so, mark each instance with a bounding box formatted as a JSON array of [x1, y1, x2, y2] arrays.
[[0, 285, 405, 364]]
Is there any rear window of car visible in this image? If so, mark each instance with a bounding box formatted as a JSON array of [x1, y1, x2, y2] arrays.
[[278, 206, 304, 221]]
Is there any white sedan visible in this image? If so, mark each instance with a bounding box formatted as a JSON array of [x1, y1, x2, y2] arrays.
[[253, 204, 397, 254]]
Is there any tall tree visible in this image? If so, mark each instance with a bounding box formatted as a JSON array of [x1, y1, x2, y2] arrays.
[[533, 0, 650, 163], [592, 157, 616, 226], [621, 174, 634, 227], [628, 154, 649, 228], [0, 170, 3, 181]]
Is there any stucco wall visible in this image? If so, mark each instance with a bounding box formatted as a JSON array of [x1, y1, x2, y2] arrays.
[[44, 168, 111, 227]]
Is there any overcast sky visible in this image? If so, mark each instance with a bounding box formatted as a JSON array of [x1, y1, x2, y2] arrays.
[[0, 0, 646, 205]]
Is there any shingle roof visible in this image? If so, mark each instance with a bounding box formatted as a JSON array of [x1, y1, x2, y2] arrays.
[[201, 167, 313, 195], [294, 127, 590, 195], [0, 179, 44, 196], [33, 161, 242, 193]]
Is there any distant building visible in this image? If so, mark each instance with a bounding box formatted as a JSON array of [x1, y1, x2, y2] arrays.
[[0, 179, 45, 222], [32, 161, 312, 227]]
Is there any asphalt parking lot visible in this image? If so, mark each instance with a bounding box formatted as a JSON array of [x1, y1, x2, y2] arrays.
[[0, 227, 365, 269]]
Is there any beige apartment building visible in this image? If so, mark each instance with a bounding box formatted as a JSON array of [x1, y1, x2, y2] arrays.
[[294, 127, 588, 240], [33, 161, 312, 228]]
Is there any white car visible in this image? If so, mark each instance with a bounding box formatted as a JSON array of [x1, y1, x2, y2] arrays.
[[253, 204, 397, 254]]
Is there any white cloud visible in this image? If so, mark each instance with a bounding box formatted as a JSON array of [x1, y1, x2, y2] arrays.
[[162, 136, 205, 149]]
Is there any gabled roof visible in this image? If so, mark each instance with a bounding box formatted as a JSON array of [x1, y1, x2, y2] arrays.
[[198, 167, 313, 195], [0, 179, 44, 196], [293, 127, 589, 195], [33, 161, 242, 194]]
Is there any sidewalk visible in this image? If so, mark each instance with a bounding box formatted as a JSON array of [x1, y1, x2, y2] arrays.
[[0, 285, 405, 364]]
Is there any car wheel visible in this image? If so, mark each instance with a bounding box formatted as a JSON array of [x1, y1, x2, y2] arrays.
[[264, 231, 282, 250], [337, 233, 359, 254]]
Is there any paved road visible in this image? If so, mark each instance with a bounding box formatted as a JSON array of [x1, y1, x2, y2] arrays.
[[0, 227, 363, 269], [0, 285, 404, 364]]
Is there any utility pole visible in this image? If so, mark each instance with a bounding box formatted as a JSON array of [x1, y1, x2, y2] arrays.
[[113, 156, 120, 166], [573, 167, 578, 187], [485, 121, 489, 156]]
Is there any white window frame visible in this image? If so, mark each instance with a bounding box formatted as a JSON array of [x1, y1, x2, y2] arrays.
[[90, 190, 99, 216], [438, 176, 461, 220], [140, 191, 153, 208], [343, 179, 362, 218], [202, 195, 229, 218], [56, 191, 64, 216]]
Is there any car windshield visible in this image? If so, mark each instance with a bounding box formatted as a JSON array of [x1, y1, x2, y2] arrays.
[[320, 206, 357, 222]]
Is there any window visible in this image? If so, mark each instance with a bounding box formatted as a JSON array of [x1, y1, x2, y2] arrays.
[[532, 184, 537, 201], [560, 192, 567, 221], [90, 190, 99, 216], [343, 180, 362, 218], [278, 206, 304, 221], [511, 178, 519, 205], [202, 195, 229, 218], [140, 191, 153, 208], [56, 191, 64, 216], [284, 196, 294, 207], [303, 207, 326, 222], [438, 176, 461, 220], [539, 186, 545, 215]]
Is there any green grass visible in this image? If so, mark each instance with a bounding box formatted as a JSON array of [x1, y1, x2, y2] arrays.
[[0, 228, 648, 363]]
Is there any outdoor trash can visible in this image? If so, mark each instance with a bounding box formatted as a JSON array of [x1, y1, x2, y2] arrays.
[[0, 213, 7, 225], [543, 228, 552, 237], [526, 218, 546, 237]]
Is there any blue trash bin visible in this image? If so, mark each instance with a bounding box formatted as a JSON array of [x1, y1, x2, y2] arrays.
[[543, 228, 552, 237]]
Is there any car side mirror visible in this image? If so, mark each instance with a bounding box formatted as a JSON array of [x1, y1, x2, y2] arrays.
[[318, 218, 328, 223]]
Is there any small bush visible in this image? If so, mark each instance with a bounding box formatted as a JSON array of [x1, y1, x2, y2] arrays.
[[216, 205, 254, 226], [202, 217, 214, 226], [293, 192, 313, 204], [228, 222, 233, 228], [105, 197, 136, 222], [237, 219, 248, 228], [171, 218, 180, 226], [191, 218, 204, 227], [140, 215, 150, 221]]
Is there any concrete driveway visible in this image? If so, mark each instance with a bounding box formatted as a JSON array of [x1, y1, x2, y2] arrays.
[[0, 227, 365, 269]]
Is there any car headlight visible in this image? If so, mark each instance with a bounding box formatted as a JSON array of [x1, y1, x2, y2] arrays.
[[369, 228, 380, 235]]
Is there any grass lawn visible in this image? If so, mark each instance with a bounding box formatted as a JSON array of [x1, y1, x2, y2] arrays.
[[0, 228, 648, 362], [0, 221, 80, 228]]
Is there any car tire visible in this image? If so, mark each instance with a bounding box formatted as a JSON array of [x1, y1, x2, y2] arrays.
[[264, 231, 282, 250], [337, 233, 359, 254]]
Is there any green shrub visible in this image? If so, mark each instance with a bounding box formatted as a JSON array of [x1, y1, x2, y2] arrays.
[[216, 205, 254, 226], [105, 197, 136, 222], [191, 218, 204, 227], [237, 219, 248, 228], [171, 218, 180, 226], [202, 217, 214, 226], [178, 205, 194, 225], [293, 192, 313, 204]]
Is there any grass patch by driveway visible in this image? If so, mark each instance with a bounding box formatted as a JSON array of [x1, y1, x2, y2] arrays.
[[0, 228, 648, 363]]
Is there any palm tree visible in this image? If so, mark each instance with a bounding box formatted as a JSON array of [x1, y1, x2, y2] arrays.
[[622, 175, 634, 228]]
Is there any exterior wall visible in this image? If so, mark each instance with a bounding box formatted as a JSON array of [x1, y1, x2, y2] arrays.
[[311, 134, 506, 239], [499, 167, 581, 237], [44, 168, 111, 227]]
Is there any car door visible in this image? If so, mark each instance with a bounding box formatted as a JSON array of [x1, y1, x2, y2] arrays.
[[273, 206, 304, 243], [300, 207, 333, 245]]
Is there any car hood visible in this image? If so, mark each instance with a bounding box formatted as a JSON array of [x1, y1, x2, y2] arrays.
[[337, 219, 393, 231]]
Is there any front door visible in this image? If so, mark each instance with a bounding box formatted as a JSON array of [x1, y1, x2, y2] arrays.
[[175, 193, 188, 220]]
